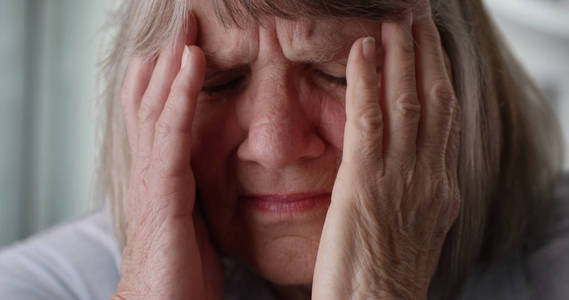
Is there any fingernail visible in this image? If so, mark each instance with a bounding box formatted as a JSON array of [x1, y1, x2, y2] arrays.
[[362, 37, 376, 62], [181, 45, 190, 69]]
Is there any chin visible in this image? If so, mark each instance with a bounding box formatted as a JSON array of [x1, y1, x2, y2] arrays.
[[219, 211, 326, 287], [242, 200, 327, 286], [251, 237, 319, 285], [204, 184, 331, 286]]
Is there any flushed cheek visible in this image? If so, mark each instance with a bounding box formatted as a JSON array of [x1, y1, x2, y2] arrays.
[[190, 100, 243, 214], [191, 101, 241, 171], [319, 98, 346, 149], [298, 80, 346, 150]]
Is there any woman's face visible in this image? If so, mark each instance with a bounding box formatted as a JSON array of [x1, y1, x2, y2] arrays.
[[190, 0, 382, 286]]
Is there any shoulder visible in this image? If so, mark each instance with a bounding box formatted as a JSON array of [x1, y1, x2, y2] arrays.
[[0, 206, 121, 300], [461, 172, 569, 300], [522, 172, 569, 298]]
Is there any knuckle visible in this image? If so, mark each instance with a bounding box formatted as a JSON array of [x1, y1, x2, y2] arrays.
[[395, 93, 421, 120], [163, 95, 182, 116], [139, 164, 151, 185], [355, 103, 383, 134], [431, 177, 449, 199], [392, 157, 416, 185], [154, 118, 171, 139], [422, 177, 449, 211], [349, 104, 383, 160], [429, 175, 461, 220], [430, 80, 457, 113], [137, 100, 159, 125]]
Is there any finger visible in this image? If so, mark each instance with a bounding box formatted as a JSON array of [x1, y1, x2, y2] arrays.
[[153, 45, 206, 178], [121, 55, 157, 152], [412, 2, 459, 170], [343, 36, 383, 174], [136, 13, 198, 159], [446, 99, 461, 183], [381, 13, 421, 172]]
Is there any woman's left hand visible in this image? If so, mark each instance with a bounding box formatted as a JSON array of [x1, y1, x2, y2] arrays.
[[312, 2, 461, 299]]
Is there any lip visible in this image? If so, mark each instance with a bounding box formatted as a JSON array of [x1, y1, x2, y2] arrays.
[[240, 191, 332, 222]]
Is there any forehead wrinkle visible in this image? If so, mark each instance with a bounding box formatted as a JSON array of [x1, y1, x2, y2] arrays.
[[278, 18, 355, 64], [200, 26, 258, 73], [302, 19, 382, 64], [201, 17, 380, 73], [289, 18, 315, 41]]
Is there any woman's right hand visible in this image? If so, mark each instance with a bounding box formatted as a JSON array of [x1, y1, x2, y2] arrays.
[[111, 14, 224, 300]]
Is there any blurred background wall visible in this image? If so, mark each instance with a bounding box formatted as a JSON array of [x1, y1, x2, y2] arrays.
[[0, 0, 113, 246], [1, 0, 568, 247], [484, 0, 569, 160]]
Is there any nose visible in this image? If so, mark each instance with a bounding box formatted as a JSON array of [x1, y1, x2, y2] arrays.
[[237, 78, 326, 169]]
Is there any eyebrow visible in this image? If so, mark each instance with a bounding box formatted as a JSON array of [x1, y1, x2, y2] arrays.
[[201, 39, 351, 75]]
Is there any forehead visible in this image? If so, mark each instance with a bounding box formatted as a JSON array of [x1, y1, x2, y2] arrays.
[[192, 0, 382, 69]]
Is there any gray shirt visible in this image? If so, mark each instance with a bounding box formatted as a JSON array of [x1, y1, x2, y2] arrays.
[[1, 176, 568, 299]]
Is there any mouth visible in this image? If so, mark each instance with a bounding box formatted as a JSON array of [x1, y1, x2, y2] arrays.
[[239, 191, 332, 223]]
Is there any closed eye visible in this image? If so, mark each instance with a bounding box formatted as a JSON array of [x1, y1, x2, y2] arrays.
[[201, 70, 345, 95], [201, 76, 246, 94], [315, 70, 347, 87]]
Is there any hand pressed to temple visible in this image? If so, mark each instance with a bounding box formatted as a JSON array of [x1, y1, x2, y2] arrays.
[[112, 14, 224, 300], [312, 3, 461, 299]]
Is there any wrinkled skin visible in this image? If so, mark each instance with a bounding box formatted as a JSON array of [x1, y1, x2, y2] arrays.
[[112, 0, 461, 298]]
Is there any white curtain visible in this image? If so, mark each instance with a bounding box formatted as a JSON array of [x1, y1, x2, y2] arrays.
[[1, 0, 113, 246], [483, 0, 569, 168]]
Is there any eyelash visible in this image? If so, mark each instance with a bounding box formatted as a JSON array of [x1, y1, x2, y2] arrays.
[[201, 76, 245, 95], [315, 70, 347, 87], [200, 71, 347, 95]]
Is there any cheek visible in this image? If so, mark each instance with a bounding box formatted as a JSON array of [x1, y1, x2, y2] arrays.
[[191, 100, 242, 183], [298, 80, 346, 150], [319, 98, 346, 150]]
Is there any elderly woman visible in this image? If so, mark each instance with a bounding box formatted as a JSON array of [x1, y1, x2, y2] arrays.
[[0, 0, 567, 299]]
